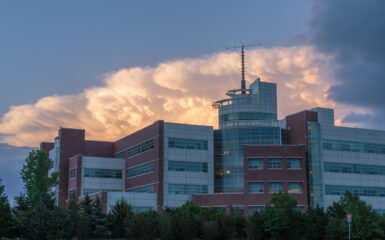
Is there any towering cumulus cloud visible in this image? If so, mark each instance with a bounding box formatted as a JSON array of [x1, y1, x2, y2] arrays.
[[310, 0, 385, 128], [0, 46, 338, 147]]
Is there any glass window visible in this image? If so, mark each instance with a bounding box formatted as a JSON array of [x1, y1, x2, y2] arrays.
[[323, 139, 385, 155], [248, 182, 264, 193], [288, 182, 303, 193], [168, 160, 208, 172], [249, 206, 264, 215], [70, 168, 76, 178], [133, 207, 153, 213], [126, 139, 155, 158], [268, 182, 283, 193], [248, 158, 263, 169], [324, 162, 385, 176], [82, 189, 102, 195], [69, 189, 75, 197], [168, 138, 208, 150], [127, 162, 154, 178], [268, 158, 282, 169], [168, 184, 208, 194], [325, 185, 385, 197], [114, 151, 125, 159], [287, 158, 301, 169], [127, 184, 154, 193], [231, 206, 244, 214], [220, 112, 277, 122], [83, 168, 122, 179]]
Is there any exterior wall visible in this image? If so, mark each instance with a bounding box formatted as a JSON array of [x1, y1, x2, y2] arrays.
[[57, 128, 86, 205], [68, 155, 82, 199], [106, 192, 157, 212], [40, 142, 54, 155], [319, 125, 385, 211], [81, 156, 125, 195], [244, 145, 308, 211], [286, 110, 318, 145], [163, 122, 214, 208], [84, 140, 115, 158], [116, 120, 164, 211], [193, 145, 308, 216]]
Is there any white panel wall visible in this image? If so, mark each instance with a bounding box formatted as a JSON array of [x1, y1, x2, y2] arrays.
[[163, 122, 214, 208], [106, 192, 157, 212], [81, 156, 125, 194], [320, 125, 385, 210]]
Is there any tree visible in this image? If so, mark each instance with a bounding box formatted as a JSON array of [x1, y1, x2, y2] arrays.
[[0, 179, 13, 238], [246, 210, 264, 240], [327, 191, 383, 240], [127, 210, 160, 240], [261, 193, 305, 240], [12, 150, 73, 239], [20, 150, 57, 204], [303, 206, 328, 240], [108, 198, 133, 238]]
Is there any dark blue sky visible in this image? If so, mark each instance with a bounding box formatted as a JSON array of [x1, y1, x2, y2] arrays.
[[0, 0, 310, 116]]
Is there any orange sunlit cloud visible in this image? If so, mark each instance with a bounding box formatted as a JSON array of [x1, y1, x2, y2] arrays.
[[0, 46, 365, 147]]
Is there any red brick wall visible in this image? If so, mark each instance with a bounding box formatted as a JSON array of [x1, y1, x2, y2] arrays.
[[84, 140, 115, 157], [193, 144, 308, 215], [68, 155, 82, 199], [116, 121, 164, 211], [244, 145, 308, 211], [40, 142, 54, 155], [286, 111, 318, 146], [58, 128, 85, 206]]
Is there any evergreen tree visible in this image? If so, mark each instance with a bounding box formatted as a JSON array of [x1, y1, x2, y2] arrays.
[[246, 210, 264, 240], [91, 196, 110, 238], [327, 191, 383, 240], [108, 198, 133, 238], [0, 179, 13, 238]]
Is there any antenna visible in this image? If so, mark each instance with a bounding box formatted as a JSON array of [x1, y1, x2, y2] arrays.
[[226, 42, 261, 94]]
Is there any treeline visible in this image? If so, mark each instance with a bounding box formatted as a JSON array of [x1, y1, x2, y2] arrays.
[[1, 150, 385, 239]]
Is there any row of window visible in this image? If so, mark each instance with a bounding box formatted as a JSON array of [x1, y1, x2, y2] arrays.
[[323, 139, 385, 154], [325, 185, 385, 197], [219, 112, 277, 122], [115, 139, 155, 159], [127, 161, 154, 178], [83, 168, 122, 179], [249, 182, 303, 194], [168, 160, 208, 172], [168, 184, 208, 194], [168, 137, 208, 150], [126, 184, 154, 193], [70, 168, 76, 178], [248, 157, 301, 170], [324, 162, 385, 176]]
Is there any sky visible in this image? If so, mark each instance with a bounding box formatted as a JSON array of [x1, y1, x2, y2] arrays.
[[0, 0, 384, 202]]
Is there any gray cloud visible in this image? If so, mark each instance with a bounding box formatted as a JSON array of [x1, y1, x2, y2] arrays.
[[309, 0, 385, 129]]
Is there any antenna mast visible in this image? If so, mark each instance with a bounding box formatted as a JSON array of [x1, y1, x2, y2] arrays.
[[226, 42, 261, 94], [241, 45, 245, 94]]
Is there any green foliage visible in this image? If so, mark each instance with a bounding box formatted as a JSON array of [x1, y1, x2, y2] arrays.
[[20, 150, 58, 204], [261, 193, 305, 240], [304, 206, 328, 240], [108, 198, 133, 238], [327, 191, 384, 240], [127, 210, 160, 240], [246, 210, 264, 240], [0, 179, 14, 238]]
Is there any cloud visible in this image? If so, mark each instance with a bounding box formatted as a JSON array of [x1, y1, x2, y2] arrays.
[[309, 0, 385, 129], [0, 46, 341, 147]]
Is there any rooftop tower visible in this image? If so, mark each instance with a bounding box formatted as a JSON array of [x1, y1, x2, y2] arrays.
[[213, 47, 282, 193]]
